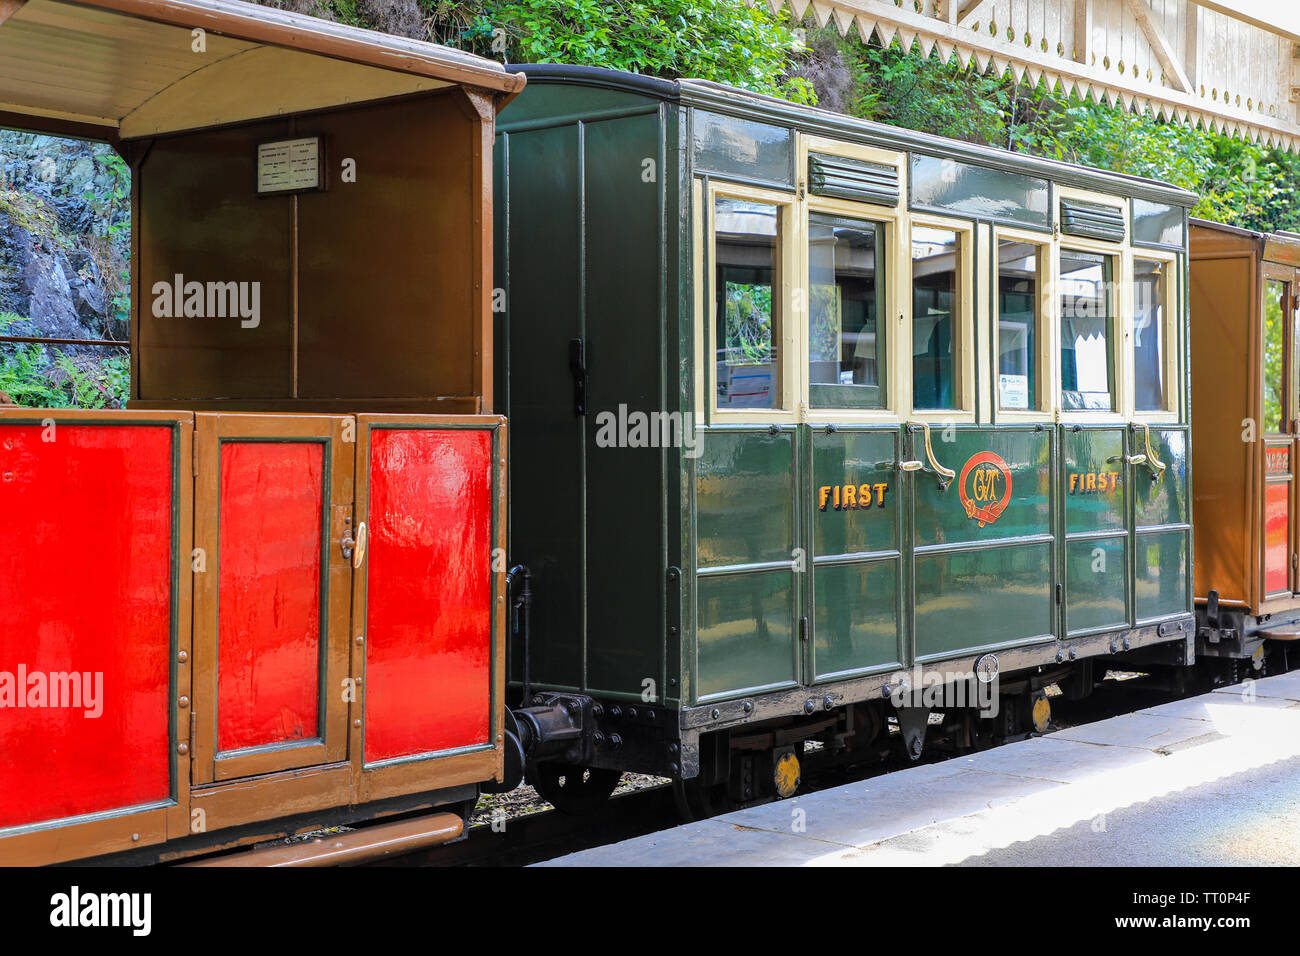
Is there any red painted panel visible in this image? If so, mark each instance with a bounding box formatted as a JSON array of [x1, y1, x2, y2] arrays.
[[365, 428, 492, 761], [0, 424, 173, 829], [1264, 481, 1290, 595], [217, 442, 323, 751]]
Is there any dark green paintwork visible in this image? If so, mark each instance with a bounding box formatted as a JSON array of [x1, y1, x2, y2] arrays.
[[809, 428, 902, 679], [692, 110, 793, 185], [911, 155, 1050, 228], [695, 429, 795, 568], [1065, 535, 1129, 634], [914, 543, 1055, 658], [911, 427, 1052, 547], [498, 122, 585, 690], [1063, 428, 1126, 533], [1136, 529, 1190, 621], [494, 67, 1194, 724], [696, 570, 796, 698], [1134, 427, 1189, 528], [812, 561, 900, 679], [1132, 199, 1185, 248], [810, 428, 899, 556], [582, 113, 666, 697]]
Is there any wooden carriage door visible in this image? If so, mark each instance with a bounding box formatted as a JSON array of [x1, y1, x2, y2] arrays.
[[1261, 270, 1294, 599], [350, 415, 503, 772], [191, 414, 354, 783]]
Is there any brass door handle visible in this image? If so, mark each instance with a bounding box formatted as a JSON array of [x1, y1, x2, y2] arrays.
[[898, 460, 923, 472], [1124, 454, 1147, 465], [352, 521, 368, 569], [1133, 423, 1167, 482], [907, 421, 956, 489]]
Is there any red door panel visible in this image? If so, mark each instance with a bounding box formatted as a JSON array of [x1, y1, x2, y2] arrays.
[[1264, 479, 1290, 595], [364, 428, 492, 762], [0, 423, 174, 829], [217, 441, 324, 752]]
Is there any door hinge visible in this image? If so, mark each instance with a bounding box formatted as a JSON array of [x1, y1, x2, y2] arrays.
[[1055, 584, 1063, 605], [799, 616, 809, 642], [188, 710, 197, 758], [192, 441, 199, 478], [569, 337, 587, 417]]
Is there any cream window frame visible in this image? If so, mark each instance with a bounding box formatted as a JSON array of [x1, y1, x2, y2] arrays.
[[907, 212, 977, 425], [797, 134, 907, 425], [1055, 237, 1127, 424], [992, 226, 1054, 422], [1128, 247, 1181, 424], [701, 179, 801, 424]]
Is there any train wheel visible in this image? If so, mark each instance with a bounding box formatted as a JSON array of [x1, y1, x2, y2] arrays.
[[529, 762, 621, 815]]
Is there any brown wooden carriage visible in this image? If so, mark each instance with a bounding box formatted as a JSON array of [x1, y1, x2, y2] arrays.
[[0, 0, 522, 864], [1191, 218, 1300, 668]]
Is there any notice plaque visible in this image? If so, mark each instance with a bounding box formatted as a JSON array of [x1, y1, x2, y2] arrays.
[[256, 136, 324, 195]]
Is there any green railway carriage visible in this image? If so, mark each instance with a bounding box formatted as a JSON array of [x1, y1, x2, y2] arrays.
[[494, 64, 1198, 810]]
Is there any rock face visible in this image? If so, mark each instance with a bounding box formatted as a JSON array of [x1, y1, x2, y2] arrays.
[[0, 131, 130, 345]]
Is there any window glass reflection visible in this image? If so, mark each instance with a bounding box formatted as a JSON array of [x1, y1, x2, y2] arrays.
[[1059, 249, 1114, 411], [1133, 258, 1167, 412], [714, 197, 781, 409], [997, 240, 1038, 410], [809, 213, 884, 409], [912, 227, 960, 410], [1264, 279, 1285, 433]]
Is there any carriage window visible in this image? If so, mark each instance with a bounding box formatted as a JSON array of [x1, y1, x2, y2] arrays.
[[714, 197, 782, 410], [997, 240, 1039, 410], [1264, 279, 1286, 433], [1059, 249, 1115, 411], [1133, 258, 1168, 412], [808, 213, 884, 409], [912, 227, 961, 410]]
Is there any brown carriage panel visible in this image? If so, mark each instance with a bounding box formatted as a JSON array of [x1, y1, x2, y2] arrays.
[[136, 121, 294, 401], [296, 93, 483, 404], [1189, 246, 1257, 607]]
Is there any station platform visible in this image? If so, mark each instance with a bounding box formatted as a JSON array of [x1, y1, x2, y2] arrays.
[[540, 672, 1300, 866]]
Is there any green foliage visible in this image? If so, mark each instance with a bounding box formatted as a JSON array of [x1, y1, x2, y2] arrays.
[[803, 28, 1300, 233], [839, 40, 1020, 144], [1029, 98, 1300, 231], [0, 315, 129, 409], [723, 281, 774, 364], [449, 0, 815, 102]]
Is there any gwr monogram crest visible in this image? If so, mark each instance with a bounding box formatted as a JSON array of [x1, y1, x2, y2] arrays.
[[958, 452, 1013, 528]]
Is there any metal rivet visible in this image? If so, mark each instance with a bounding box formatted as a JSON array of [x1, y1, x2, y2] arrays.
[[178, 696, 189, 708], [1068, 648, 1078, 660], [804, 699, 816, 714], [177, 651, 188, 663], [1055, 650, 1065, 663], [710, 708, 720, 720], [1123, 638, 1132, 650], [823, 696, 834, 711], [177, 743, 189, 754], [743, 701, 753, 714], [355, 636, 364, 645], [132, 833, 140, 841], [353, 719, 361, 728]]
